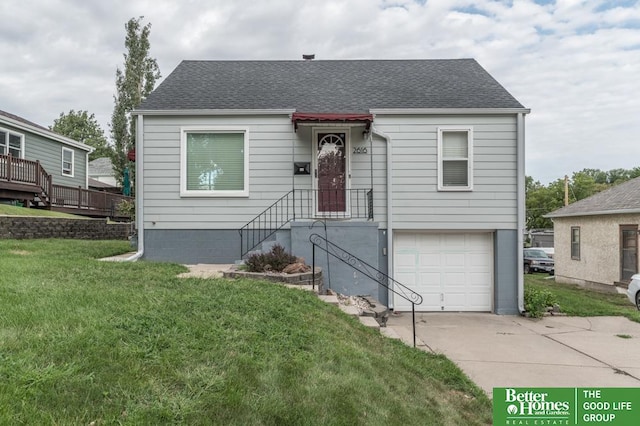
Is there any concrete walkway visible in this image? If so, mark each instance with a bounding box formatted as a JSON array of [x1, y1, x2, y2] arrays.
[[386, 313, 640, 398]]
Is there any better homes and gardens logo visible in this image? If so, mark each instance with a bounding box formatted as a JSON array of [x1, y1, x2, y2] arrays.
[[498, 388, 572, 424], [493, 388, 639, 426]]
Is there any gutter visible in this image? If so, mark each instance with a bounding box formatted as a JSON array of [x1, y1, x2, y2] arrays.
[[546, 208, 640, 219], [371, 125, 394, 309], [517, 113, 526, 313], [124, 113, 145, 261]]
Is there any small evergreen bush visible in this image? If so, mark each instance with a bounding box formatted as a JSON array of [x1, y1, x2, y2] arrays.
[[245, 244, 298, 273]]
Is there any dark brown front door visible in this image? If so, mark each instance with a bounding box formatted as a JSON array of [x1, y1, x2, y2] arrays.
[[621, 225, 638, 281], [316, 132, 346, 213]]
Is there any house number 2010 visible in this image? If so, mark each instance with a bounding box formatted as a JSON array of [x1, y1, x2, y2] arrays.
[[353, 146, 368, 154]]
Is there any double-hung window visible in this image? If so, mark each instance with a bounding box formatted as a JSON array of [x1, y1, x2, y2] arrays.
[[62, 147, 74, 177], [437, 127, 473, 191], [0, 128, 24, 158], [571, 226, 580, 260], [180, 127, 249, 197]]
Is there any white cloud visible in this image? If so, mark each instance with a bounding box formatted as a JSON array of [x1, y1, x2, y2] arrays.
[[0, 0, 638, 183]]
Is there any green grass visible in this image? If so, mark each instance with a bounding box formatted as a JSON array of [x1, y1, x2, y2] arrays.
[[0, 203, 86, 218], [0, 239, 492, 425], [525, 274, 640, 323]]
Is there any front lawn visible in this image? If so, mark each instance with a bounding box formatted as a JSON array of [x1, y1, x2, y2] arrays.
[[525, 274, 640, 323], [0, 239, 492, 425]]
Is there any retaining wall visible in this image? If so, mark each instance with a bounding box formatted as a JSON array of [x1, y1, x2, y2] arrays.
[[0, 216, 131, 240]]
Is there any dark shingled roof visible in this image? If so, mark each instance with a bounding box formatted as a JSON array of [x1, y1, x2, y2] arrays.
[[546, 177, 640, 218], [0, 109, 53, 132], [138, 59, 525, 112]]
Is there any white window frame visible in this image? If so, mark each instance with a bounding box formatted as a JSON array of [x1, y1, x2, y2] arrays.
[[61, 147, 75, 177], [0, 127, 25, 158], [180, 126, 250, 197], [437, 126, 473, 191]]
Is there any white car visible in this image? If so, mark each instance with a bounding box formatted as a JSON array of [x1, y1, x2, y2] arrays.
[[627, 275, 640, 310]]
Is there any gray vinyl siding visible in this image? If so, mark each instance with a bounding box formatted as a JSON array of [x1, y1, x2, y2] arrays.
[[143, 115, 298, 229], [143, 115, 380, 229], [142, 113, 519, 231], [3, 122, 88, 188], [373, 114, 518, 230]]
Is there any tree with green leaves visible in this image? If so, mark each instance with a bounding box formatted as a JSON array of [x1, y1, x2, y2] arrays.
[[525, 167, 639, 230], [110, 16, 161, 190], [51, 110, 110, 161]]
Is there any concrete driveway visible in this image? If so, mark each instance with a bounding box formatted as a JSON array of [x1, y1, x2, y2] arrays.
[[385, 313, 640, 398]]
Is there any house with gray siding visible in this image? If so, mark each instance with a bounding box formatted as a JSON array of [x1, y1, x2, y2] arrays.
[[133, 59, 529, 314], [546, 177, 640, 291], [0, 110, 91, 189]]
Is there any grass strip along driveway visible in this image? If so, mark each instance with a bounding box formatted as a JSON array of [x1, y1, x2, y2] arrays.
[[0, 239, 491, 425], [525, 274, 640, 323]]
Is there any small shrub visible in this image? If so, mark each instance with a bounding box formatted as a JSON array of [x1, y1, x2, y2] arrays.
[[245, 244, 298, 273], [524, 286, 558, 318], [117, 199, 135, 220]]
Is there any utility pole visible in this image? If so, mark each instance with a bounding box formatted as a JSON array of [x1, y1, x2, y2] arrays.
[[564, 175, 569, 206]]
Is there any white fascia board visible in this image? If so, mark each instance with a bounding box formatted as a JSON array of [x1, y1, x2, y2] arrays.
[[0, 115, 93, 152], [370, 108, 531, 115], [132, 109, 296, 116], [545, 209, 640, 219]]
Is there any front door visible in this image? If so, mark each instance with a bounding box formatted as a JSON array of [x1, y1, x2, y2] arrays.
[[316, 131, 348, 215], [621, 225, 638, 281]]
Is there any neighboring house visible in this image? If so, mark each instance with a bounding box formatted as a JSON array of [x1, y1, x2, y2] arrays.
[[0, 109, 92, 189], [89, 157, 120, 193], [526, 229, 554, 248], [546, 177, 640, 291], [133, 59, 529, 313]]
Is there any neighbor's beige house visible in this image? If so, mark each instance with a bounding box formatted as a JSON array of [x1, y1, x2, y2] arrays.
[[546, 178, 640, 292]]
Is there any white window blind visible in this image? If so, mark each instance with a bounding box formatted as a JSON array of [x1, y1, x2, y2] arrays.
[[441, 130, 470, 188], [186, 132, 245, 192]]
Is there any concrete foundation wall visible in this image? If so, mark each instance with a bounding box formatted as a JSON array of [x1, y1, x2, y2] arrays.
[[144, 229, 241, 263], [291, 221, 381, 298]]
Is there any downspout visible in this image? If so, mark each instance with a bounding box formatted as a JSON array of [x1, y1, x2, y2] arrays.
[[125, 113, 144, 261], [371, 124, 394, 308], [517, 112, 525, 313]]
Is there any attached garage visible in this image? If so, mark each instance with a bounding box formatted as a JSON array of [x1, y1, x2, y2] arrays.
[[393, 232, 494, 312]]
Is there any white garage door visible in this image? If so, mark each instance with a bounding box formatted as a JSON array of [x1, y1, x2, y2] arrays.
[[393, 232, 493, 312]]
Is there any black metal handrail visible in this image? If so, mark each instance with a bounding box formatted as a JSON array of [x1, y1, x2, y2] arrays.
[[239, 189, 373, 258], [308, 233, 423, 347]]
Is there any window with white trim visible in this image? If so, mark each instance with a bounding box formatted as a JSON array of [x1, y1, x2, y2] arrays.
[[0, 128, 24, 158], [62, 147, 74, 176], [437, 127, 473, 191], [180, 128, 249, 197]]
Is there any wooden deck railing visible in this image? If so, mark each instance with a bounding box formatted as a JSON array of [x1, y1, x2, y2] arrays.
[[1, 154, 132, 219], [0, 153, 52, 195], [50, 184, 132, 218]]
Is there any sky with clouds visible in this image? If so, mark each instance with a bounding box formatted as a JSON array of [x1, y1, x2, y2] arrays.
[[1, 0, 638, 183]]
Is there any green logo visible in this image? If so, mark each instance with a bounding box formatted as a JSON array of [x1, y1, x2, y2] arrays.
[[493, 388, 640, 425]]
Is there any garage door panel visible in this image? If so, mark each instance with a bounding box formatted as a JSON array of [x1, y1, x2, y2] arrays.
[[444, 253, 465, 266], [469, 272, 492, 287], [394, 232, 493, 312], [417, 234, 440, 248], [396, 252, 417, 268], [419, 253, 440, 267]]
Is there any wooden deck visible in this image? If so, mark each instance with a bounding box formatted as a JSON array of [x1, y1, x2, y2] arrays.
[[0, 154, 133, 220]]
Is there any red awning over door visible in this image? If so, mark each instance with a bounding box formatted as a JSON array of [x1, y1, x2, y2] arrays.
[[291, 113, 373, 130]]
